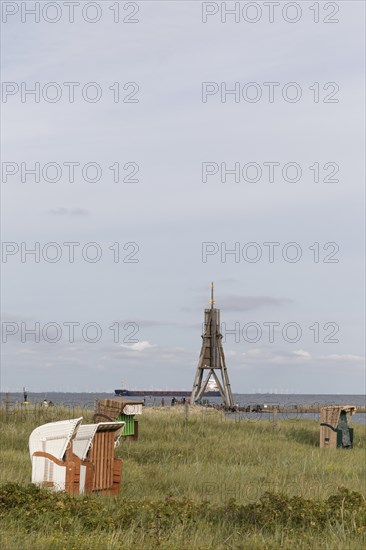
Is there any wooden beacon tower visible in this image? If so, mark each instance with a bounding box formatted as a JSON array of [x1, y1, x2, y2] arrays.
[[191, 283, 234, 407]]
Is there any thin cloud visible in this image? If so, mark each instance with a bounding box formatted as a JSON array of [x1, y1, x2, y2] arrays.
[[241, 348, 312, 364], [292, 350, 312, 359], [182, 295, 291, 313], [114, 319, 199, 329], [220, 295, 292, 312], [323, 354, 364, 362], [48, 208, 90, 216], [120, 340, 157, 352]]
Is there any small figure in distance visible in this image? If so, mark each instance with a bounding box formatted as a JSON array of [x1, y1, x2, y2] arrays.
[[161, 397, 165, 407], [42, 399, 49, 408]]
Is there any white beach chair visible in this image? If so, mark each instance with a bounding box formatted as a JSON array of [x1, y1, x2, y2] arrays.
[[29, 417, 83, 492], [29, 418, 125, 495]]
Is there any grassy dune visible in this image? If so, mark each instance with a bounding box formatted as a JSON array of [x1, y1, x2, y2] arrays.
[[0, 405, 365, 549]]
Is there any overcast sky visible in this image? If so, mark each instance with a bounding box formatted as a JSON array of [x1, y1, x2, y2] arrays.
[[1, 1, 365, 394]]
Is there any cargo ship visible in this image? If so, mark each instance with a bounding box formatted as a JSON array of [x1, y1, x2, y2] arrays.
[[114, 388, 220, 397]]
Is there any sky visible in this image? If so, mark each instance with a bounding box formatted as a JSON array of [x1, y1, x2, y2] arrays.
[[1, 1, 365, 394]]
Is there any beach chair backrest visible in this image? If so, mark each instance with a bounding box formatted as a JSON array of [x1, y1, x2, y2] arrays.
[[29, 417, 83, 461], [72, 423, 99, 460]]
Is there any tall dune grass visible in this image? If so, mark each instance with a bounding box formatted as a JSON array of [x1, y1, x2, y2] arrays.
[[0, 404, 365, 549]]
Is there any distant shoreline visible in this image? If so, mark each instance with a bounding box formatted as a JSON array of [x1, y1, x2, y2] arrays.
[[1, 392, 365, 396]]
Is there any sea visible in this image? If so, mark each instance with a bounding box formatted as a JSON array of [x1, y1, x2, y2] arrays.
[[1, 392, 365, 424]]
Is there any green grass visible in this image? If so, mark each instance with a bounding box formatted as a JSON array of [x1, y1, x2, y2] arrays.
[[0, 405, 365, 549]]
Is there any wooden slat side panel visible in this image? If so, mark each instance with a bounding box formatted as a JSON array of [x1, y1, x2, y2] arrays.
[[99, 432, 104, 489], [88, 430, 120, 492], [91, 431, 99, 490], [320, 425, 338, 448], [108, 432, 114, 487], [102, 432, 107, 488], [113, 458, 122, 494]]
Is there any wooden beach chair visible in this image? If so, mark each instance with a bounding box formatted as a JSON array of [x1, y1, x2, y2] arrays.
[[72, 421, 125, 495], [94, 398, 142, 440], [29, 417, 85, 494], [320, 405, 356, 448]]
